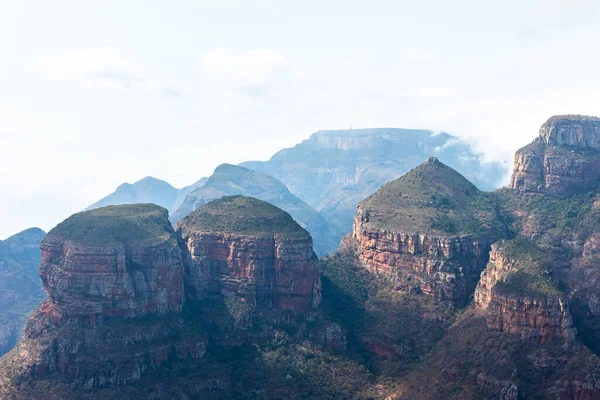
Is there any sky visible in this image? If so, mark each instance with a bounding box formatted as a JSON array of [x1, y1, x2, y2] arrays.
[[1, 0, 599, 239]]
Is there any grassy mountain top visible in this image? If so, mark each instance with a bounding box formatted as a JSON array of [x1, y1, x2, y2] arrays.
[[358, 158, 501, 236], [47, 204, 175, 247], [177, 195, 310, 238], [494, 238, 561, 298]]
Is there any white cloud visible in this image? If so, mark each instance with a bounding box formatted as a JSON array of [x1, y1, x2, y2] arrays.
[[199, 48, 287, 96], [28, 47, 183, 96]]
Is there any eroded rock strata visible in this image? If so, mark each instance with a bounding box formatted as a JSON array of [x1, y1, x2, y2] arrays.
[[511, 115, 600, 196], [177, 196, 321, 317], [475, 240, 575, 346]]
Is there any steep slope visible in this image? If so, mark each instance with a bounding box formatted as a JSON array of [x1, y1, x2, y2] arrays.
[[353, 157, 504, 305], [0, 200, 371, 399], [171, 164, 338, 255], [511, 115, 600, 196], [86, 176, 207, 214], [242, 128, 507, 239], [177, 196, 321, 318], [0, 228, 46, 356]]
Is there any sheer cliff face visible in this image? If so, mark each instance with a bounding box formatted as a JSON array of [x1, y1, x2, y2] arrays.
[[0, 205, 196, 390], [351, 158, 502, 305], [177, 196, 322, 315], [475, 241, 575, 346], [352, 214, 490, 304], [39, 207, 184, 320], [511, 115, 600, 196], [40, 238, 184, 320]]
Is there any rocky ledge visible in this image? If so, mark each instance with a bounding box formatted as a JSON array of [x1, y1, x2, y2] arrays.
[[510, 115, 600, 196], [475, 239, 575, 346]]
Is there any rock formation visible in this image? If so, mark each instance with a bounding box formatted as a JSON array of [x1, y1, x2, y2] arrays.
[[177, 196, 321, 317], [0, 199, 330, 398], [352, 157, 502, 305], [0, 205, 197, 391], [475, 240, 575, 346], [511, 115, 600, 196]]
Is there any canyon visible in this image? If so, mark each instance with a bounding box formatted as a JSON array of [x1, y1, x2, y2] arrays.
[[2, 115, 600, 399]]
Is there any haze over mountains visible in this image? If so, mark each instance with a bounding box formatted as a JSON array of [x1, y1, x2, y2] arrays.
[[4, 116, 600, 399], [241, 128, 507, 228], [83, 128, 506, 254], [4, 115, 600, 399], [0, 228, 46, 357]]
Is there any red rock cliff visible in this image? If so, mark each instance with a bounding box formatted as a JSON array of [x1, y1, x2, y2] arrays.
[[177, 196, 321, 315], [475, 241, 575, 346], [510, 115, 600, 196], [352, 209, 490, 305]]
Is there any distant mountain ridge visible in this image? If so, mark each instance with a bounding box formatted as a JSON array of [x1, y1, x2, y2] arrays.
[[170, 163, 338, 255], [0, 227, 46, 356], [85, 176, 207, 214], [241, 127, 507, 236]]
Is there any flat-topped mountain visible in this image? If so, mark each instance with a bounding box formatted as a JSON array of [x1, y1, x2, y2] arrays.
[[86, 176, 207, 214], [0, 228, 46, 356], [0, 201, 336, 399], [511, 115, 600, 195], [242, 128, 507, 242], [171, 163, 337, 255], [177, 195, 321, 314]]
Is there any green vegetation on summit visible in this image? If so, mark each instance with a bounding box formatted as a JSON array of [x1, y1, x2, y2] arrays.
[[494, 238, 561, 298], [48, 204, 176, 246], [358, 157, 502, 236], [177, 195, 310, 238]]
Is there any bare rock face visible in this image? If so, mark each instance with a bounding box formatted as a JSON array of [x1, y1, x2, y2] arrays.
[[40, 239, 184, 320], [475, 240, 575, 346], [177, 196, 321, 317], [352, 217, 490, 304], [510, 115, 600, 196], [0, 205, 196, 390]]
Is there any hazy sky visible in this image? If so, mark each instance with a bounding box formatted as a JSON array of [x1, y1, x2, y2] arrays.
[[1, 0, 599, 238]]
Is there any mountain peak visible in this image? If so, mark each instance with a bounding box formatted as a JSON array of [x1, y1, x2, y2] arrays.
[[539, 114, 600, 149], [358, 158, 499, 236]]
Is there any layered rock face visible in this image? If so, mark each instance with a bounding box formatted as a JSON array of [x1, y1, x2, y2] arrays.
[[475, 240, 575, 346], [177, 196, 321, 317], [352, 215, 490, 304], [40, 238, 184, 320], [0, 205, 195, 389], [511, 115, 600, 195], [351, 158, 502, 305]]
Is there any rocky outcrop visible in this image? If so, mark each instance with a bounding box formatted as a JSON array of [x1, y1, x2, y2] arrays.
[[40, 238, 184, 320], [353, 216, 490, 304], [0, 205, 196, 389], [510, 115, 600, 196], [177, 196, 322, 318], [475, 241, 575, 346]]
